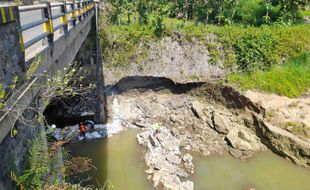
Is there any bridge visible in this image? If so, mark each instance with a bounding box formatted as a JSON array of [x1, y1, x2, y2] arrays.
[[0, 1, 103, 187]]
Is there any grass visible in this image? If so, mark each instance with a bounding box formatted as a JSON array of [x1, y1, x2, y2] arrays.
[[229, 53, 310, 97], [300, 10, 310, 16], [283, 121, 310, 139]]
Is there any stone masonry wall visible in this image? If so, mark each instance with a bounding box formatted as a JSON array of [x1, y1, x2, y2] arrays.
[[0, 6, 25, 95], [0, 97, 44, 190]]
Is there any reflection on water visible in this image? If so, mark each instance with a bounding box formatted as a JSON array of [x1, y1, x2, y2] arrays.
[[68, 129, 310, 190], [192, 152, 310, 190], [67, 129, 153, 190]]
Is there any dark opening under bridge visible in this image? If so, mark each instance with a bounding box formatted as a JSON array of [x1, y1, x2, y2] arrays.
[[0, 1, 103, 179]]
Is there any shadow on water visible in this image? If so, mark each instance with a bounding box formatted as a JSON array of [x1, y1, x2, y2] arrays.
[[66, 129, 153, 189], [66, 137, 109, 188]]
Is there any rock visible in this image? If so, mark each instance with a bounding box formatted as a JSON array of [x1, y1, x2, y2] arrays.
[[149, 133, 160, 147], [156, 129, 180, 154], [213, 112, 232, 134], [134, 121, 152, 128], [147, 175, 152, 180], [170, 114, 178, 123], [158, 160, 189, 177], [138, 127, 193, 189], [229, 147, 243, 158], [53, 128, 63, 140], [91, 131, 102, 139], [166, 153, 182, 165], [171, 128, 180, 136], [145, 168, 154, 174], [191, 101, 205, 119], [160, 173, 181, 190], [137, 130, 152, 146], [182, 153, 193, 163], [183, 153, 194, 174], [226, 128, 261, 151], [152, 171, 161, 187], [184, 145, 191, 151], [179, 180, 194, 190], [254, 115, 310, 168], [170, 114, 184, 125]]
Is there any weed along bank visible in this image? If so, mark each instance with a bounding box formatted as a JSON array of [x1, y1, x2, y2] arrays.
[[1, 0, 310, 190]]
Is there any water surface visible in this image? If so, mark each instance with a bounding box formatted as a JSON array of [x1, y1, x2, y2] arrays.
[[192, 152, 310, 190], [68, 129, 153, 189], [68, 129, 310, 190]]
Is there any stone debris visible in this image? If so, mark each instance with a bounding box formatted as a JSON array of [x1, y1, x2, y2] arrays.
[[226, 127, 261, 151], [183, 153, 194, 174], [190, 101, 205, 119], [212, 112, 232, 134], [137, 127, 194, 190]]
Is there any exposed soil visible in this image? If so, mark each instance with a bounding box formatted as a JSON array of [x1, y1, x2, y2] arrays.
[[103, 36, 225, 85]]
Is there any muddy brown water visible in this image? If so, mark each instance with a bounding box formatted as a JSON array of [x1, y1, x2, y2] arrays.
[[68, 129, 310, 190], [67, 129, 153, 189]]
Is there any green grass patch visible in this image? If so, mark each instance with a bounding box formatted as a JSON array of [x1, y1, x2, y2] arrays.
[[300, 10, 310, 16], [229, 53, 310, 97]]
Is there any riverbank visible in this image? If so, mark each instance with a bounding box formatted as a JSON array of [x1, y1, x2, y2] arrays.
[[66, 82, 310, 190], [91, 79, 308, 189]]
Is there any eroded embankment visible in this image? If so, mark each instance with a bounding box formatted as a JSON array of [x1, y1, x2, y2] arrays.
[[104, 76, 310, 190]]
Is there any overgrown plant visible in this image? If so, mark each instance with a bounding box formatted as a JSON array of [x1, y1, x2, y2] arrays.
[[12, 133, 95, 189], [43, 62, 96, 101]]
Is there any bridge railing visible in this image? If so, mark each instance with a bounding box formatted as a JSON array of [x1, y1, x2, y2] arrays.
[[18, 0, 95, 53]]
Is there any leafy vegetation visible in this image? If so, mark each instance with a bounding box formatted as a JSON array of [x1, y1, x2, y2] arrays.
[[301, 10, 310, 16], [100, 16, 310, 70], [105, 0, 307, 26], [12, 132, 94, 189], [99, 0, 310, 97], [229, 53, 310, 97]]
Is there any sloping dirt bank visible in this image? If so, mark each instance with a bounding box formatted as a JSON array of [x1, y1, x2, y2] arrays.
[[245, 90, 310, 167]]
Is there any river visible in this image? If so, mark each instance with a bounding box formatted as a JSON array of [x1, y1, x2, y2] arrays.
[[68, 129, 310, 190]]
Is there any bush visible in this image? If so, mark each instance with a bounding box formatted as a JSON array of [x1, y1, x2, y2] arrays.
[[214, 25, 310, 71], [234, 0, 265, 26]]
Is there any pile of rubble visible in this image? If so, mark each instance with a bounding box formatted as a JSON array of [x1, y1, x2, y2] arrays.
[[137, 127, 194, 190]]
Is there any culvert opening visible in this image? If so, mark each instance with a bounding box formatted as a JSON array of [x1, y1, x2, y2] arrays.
[[43, 95, 96, 128]]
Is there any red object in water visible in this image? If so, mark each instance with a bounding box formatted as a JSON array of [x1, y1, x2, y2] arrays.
[[79, 123, 86, 133]]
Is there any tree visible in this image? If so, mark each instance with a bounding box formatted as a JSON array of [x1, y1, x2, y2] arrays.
[[137, 0, 149, 24], [270, 0, 306, 23]]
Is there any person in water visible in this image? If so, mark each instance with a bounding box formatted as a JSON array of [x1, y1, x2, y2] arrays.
[[79, 122, 86, 138], [85, 120, 95, 131]]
